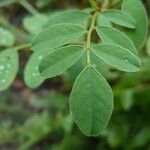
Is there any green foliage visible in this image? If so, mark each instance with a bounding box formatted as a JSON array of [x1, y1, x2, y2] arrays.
[[23, 14, 48, 34], [0, 49, 19, 91], [101, 9, 136, 29], [0, 0, 16, 8], [93, 43, 141, 72], [44, 10, 90, 28], [0, 27, 15, 47], [32, 24, 86, 51], [0, 0, 148, 137], [24, 49, 48, 88], [69, 66, 113, 136], [121, 0, 148, 49], [96, 26, 138, 55], [39, 45, 84, 78]]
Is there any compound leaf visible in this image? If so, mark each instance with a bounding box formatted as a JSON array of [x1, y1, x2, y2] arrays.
[[0, 48, 19, 91], [69, 66, 113, 136], [44, 10, 90, 28], [39, 45, 84, 78], [96, 26, 138, 55], [93, 44, 141, 72], [121, 0, 148, 49], [101, 9, 136, 29], [0, 27, 15, 47], [32, 24, 86, 51]]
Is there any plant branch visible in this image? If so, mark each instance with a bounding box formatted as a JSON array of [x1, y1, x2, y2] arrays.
[[18, 0, 40, 16], [86, 11, 99, 65], [89, 0, 100, 10], [14, 43, 31, 51], [0, 15, 27, 43], [101, 0, 109, 10]]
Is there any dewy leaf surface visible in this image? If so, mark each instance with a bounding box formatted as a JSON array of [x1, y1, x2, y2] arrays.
[[96, 26, 138, 55], [32, 24, 86, 51], [0, 48, 19, 91], [44, 10, 90, 28], [93, 44, 141, 72], [101, 9, 136, 29], [24, 49, 52, 89], [0, 27, 15, 47], [69, 66, 113, 136], [121, 0, 148, 49], [39, 45, 84, 78]]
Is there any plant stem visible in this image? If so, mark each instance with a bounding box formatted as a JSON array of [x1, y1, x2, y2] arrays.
[[19, 0, 40, 16], [102, 0, 109, 10], [89, 0, 100, 10], [86, 11, 98, 65], [14, 43, 31, 51], [0, 15, 27, 43]]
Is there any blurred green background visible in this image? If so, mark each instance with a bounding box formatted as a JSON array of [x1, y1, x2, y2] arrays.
[[0, 0, 150, 149]]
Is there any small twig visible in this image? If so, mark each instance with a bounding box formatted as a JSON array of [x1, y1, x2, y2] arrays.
[[0, 15, 27, 43], [18, 0, 40, 16], [14, 43, 31, 51], [89, 0, 100, 11]]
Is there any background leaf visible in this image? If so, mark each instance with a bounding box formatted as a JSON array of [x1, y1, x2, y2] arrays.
[[121, 0, 148, 49], [0, 27, 15, 47], [0, 49, 18, 91], [24, 49, 51, 89], [23, 14, 48, 35]]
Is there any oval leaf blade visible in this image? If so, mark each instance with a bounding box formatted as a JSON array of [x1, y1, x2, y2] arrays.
[[121, 0, 148, 49], [32, 24, 86, 51], [101, 9, 136, 29], [97, 14, 112, 27], [93, 44, 141, 72], [23, 14, 48, 34], [39, 45, 84, 78], [0, 49, 18, 91], [96, 26, 138, 55], [69, 66, 113, 136], [44, 10, 90, 28], [0, 27, 15, 47], [24, 49, 51, 89]]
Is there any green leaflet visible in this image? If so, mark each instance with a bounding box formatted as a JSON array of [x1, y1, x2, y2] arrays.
[[24, 49, 52, 89], [69, 66, 113, 136], [23, 14, 48, 34], [32, 24, 86, 51], [39, 45, 84, 78], [101, 9, 136, 29], [44, 10, 90, 28], [121, 0, 148, 49], [93, 43, 141, 72], [90, 52, 110, 78], [96, 26, 138, 55], [0, 27, 15, 47], [0, 49, 19, 91], [97, 14, 112, 27]]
